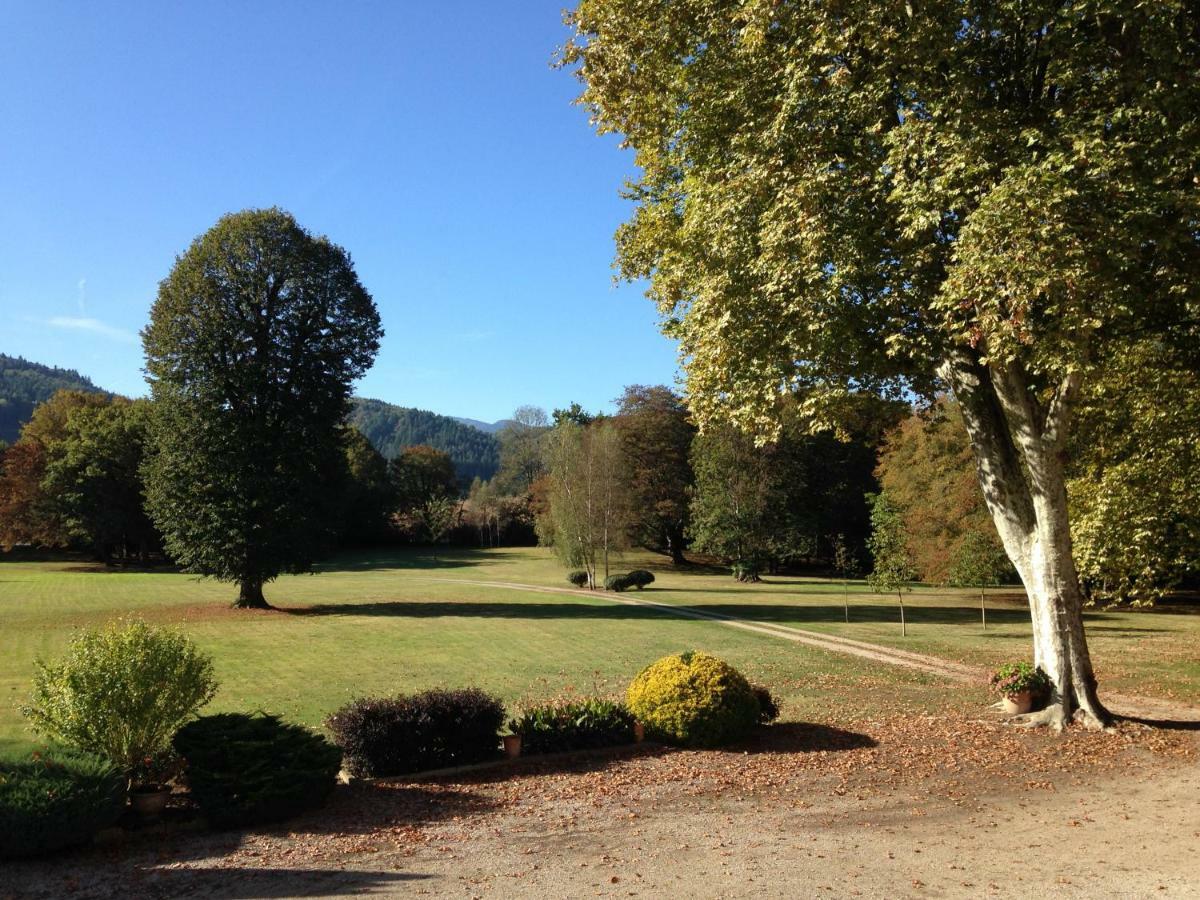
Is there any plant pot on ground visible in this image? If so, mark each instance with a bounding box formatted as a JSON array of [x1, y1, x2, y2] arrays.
[[129, 784, 171, 822], [989, 662, 1051, 715], [503, 734, 522, 759]]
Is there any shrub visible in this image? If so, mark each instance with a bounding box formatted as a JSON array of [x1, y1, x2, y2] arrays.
[[626, 651, 761, 748], [509, 698, 637, 755], [326, 688, 505, 777], [731, 561, 761, 583], [605, 574, 634, 592], [173, 713, 342, 828], [626, 570, 655, 590], [21, 619, 218, 777], [0, 747, 125, 858], [989, 662, 1052, 699], [751, 684, 780, 724], [566, 570, 590, 588]]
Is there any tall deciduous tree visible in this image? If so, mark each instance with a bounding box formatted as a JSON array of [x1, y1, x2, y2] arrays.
[[495, 405, 550, 495], [340, 427, 396, 545], [614, 385, 695, 564], [142, 208, 382, 608], [389, 445, 458, 512], [565, 0, 1200, 727], [866, 493, 918, 637]]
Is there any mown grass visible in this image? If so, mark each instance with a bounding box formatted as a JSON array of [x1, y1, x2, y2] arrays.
[[1, 546, 1195, 752]]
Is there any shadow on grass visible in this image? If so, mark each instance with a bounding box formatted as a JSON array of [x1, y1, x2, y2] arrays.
[[1115, 715, 1200, 731], [281, 599, 1046, 629], [90, 868, 430, 898], [313, 549, 526, 574]]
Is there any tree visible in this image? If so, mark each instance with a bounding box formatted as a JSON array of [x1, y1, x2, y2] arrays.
[[340, 427, 396, 545], [541, 420, 631, 587], [414, 496, 461, 561], [42, 398, 158, 563], [949, 530, 1012, 630], [831, 534, 861, 625], [495, 405, 550, 495], [866, 493, 918, 637], [142, 208, 382, 608], [0, 390, 111, 550], [877, 401, 1006, 584], [613, 385, 695, 564], [565, 1, 1200, 727], [389, 445, 458, 512]]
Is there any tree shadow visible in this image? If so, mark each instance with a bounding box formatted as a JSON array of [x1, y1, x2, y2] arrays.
[[1114, 715, 1200, 732], [313, 549, 523, 573], [103, 868, 430, 898]]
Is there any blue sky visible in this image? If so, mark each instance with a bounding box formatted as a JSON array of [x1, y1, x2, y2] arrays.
[[0, 2, 680, 422]]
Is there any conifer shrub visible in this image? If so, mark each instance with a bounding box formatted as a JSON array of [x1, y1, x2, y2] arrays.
[[605, 573, 634, 592], [751, 684, 780, 723], [0, 747, 125, 858], [508, 698, 636, 755], [626, 570, 655, 589], [566, 570, 590, 587], [626, 651, 761, 748], [326, 688, 505, 777], [173, 712, 341, 829]]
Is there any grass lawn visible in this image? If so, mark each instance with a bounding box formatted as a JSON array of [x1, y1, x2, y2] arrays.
[[1, 546, 1195, 752]]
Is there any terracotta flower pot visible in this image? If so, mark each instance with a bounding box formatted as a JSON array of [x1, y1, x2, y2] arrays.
[[503, 734, 522, 759], [130, 786, 171, 822], [1001, 690, 1034, 715], [633, 722, 645, 743]]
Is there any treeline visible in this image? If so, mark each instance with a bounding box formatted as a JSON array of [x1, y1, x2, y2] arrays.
[[349, 397, 500, 484], [0, 354, 107, 444]]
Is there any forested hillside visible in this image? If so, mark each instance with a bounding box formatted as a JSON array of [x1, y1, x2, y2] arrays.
[[0, 354, 108, 443], [350, 397, 500, 484]]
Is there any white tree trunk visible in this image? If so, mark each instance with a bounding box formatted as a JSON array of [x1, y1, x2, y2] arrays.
[[940, 351, 1109, 730]]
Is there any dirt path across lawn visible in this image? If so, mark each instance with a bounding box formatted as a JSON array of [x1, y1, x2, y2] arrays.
[[424, 578, 1200, 724]]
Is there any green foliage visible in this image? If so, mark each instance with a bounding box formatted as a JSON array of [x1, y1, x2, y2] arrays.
[[0, 354, 107, 445], [990, 663, 1052, 699], [508, 698, 636, 755], [566, 569, 590, 587], [948, 531, 1012, 590], [350, 397, 500, 485], [626, 569, 655, 589], [866, 493, 917, 594], [326, 688, 506, 778], [22, 619, 218, 774], [339, 426, 396, 544], [142, 207, 382, 606], [626, 651, 761, 748], [731, 560, 762, 583], [614, 386, 695, 563], [0, 747, 126, 858], [173, 713, 342, 828], [495, 405, 550, 495], [390, 444, 459, 510], [604, 573, 633, 592], [750, 684, 780, 724]]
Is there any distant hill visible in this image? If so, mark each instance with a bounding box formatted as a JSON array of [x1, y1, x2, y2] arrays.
[[451, 416, 513, 435], [350, 397, 500, 485], [0, 354, 109, 443]]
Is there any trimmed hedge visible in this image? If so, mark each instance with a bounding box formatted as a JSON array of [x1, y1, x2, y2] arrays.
[[326, 688, 505, 778], [0, 747, 126, 858], [173, 713, 342, 828], [626, 651, 762, 748], [605, 574, 634, 592], [566, 570, 590, 588], [626, 570, 655, 590], [509, 698, 637, 755]]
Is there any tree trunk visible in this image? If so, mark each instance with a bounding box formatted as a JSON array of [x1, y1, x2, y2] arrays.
[[897, 589, 906, 637], [940, 352, 1109, 729], [843, 582, 850, 623], [667, 529, 687, 565], [234, 578, 271, 609], [980, 586, 987, 630]]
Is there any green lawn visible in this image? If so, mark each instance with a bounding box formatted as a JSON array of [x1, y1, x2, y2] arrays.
[[1, 546, 1195, 752]]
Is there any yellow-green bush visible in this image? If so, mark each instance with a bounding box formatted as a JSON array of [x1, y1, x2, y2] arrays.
[[626, 651, 761, 748]]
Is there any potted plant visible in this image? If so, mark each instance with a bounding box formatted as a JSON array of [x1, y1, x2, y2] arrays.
[[129, 751, 180, 822], [502, 727, 522, 759], [989, 662, 1051, 714]]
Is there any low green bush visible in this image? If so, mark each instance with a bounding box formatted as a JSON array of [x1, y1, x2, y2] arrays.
[[326, 688, 505, 777], [566, 570, 590, 588], [173, 713, 342, 828], [626, 651, 762, 748], [21, 619, 217, 778], [509, 698, 637, 755], [751, 684, 780, 723], [626, 570, 655, 590], [0, 748, 126, 858], [605, 574, 633, 592]]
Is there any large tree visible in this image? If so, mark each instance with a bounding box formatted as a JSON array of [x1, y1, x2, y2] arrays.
[[495, 405, 550, 495], [614, 385, 695, 564], [389, 444, 459, 512], [565, 0, 1200, 728], [142, 208, 382, 608]]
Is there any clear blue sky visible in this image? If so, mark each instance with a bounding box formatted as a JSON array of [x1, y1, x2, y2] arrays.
[[0, 2, 680, 422]]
